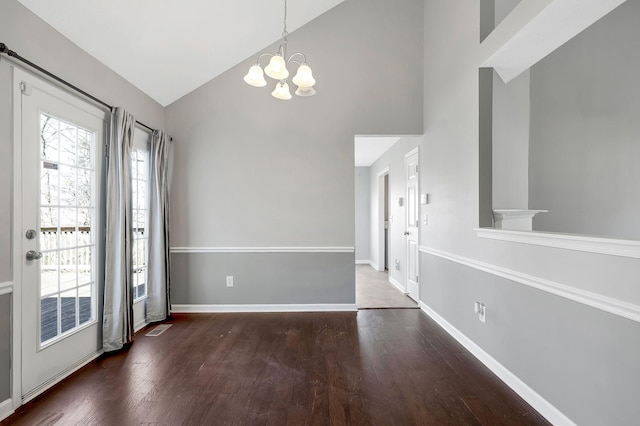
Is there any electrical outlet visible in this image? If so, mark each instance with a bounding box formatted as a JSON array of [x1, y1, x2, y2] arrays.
[[423, 215, 428, 225], [226, 276, 234, 287], [474, 302, 486, 323], [395, 259, 400, 271]]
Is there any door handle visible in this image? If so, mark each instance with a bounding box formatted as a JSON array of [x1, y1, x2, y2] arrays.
[[26, 250, 43, 261], [404, 231, 410, 236]]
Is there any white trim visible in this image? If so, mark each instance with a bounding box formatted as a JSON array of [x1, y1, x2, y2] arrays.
[[0, 398, 14, 422], [355, 259, 371, 265], [475, 227, 640, 259], [11, 65, 24, 412], [420, 246, 640, 323], [0, 282, 12, 296], [376, 167, 390, 272], [369, 261, 380, 271], [134, 319, 148, 333], [170, 246, 355, 254], [404, 146, 419, 159], [171, 304, 357, 313], [389, 276, 406, 293], [21, 351, 102, 404], [420, 302, 575, 426], [404, 146, 420, 302]]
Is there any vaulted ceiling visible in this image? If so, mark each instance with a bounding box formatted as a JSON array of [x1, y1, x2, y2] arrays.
[[17, 0, 343, 106]]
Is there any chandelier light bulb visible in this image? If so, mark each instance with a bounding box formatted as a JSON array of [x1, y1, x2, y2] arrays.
[[264, 55, 289, 80], [243, 65, 267, 87], [292, 64, 315, 88], [272, 81, 292, 100]]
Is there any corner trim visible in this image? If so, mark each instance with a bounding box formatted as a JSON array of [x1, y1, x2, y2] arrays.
[[0, 281, 12, 296], [0, 399, 14, 422], [170, 246, 355, 254], [420, 302, 576, 426], [475, 227, 640, 259], [419, 246, 640, 323], [171, 304, 357, 313]]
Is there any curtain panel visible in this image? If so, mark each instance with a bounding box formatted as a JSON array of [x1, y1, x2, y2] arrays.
[[146, 130, 171, 322], [103, 107, 135, 352]]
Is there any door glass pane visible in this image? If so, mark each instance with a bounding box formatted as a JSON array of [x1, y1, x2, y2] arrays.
[[78, 285, 92, 326], [39, 113, 96, 344], [131, 147, 149, 301], [40, 294, 59, 342], [60, 289, 77, 334]]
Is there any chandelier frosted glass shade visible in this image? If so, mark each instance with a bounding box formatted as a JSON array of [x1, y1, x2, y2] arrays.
[[295, 86, 316, 97], [264, 55, 289, 80], [292, 64, 315, 88], [272, 81, 293, 100], [243, 65, 267, 87]]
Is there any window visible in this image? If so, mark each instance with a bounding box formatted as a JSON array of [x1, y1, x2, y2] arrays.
[[131, 143, 149, 301]]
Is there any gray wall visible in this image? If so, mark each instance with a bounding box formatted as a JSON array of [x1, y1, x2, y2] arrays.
[[369, 137, 420, 287], [528, 0, 640, 239], [354, 167, 371, 263], [422, 1, 640, 425], [492, 69, 530, 209], [166, 0, 423, 305], [422, 253, 640, 426]]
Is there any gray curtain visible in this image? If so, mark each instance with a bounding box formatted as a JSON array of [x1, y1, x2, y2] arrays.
[[146, 130, 171, 322], [103, 107, 135, 352]]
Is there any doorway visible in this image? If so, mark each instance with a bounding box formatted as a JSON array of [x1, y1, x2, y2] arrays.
[[14, 68, 106, 403]]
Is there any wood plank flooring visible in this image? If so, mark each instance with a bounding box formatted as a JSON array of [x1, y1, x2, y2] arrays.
[[3, 310, 550, 425]]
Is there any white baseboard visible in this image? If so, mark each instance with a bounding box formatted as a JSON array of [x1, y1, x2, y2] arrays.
[[355, 259, 371, 265], [0, 398, 14, 422], [134, 319, 148, 333], [22, 351, 103, 405], [171, 303, 357, 313], [389, 276, 406, 293], [419, 302, 575, 426]]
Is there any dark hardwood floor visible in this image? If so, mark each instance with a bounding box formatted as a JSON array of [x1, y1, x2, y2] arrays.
[[3, 310, 549, 425]]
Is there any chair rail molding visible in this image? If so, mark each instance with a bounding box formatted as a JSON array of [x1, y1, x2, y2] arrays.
[[419, 246, 640, 323], [170, 246, 355, 254]]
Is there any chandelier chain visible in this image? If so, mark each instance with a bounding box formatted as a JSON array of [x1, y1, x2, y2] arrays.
[[282, 0, 289, 44]]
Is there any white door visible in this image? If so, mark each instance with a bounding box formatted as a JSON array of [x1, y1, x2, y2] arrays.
[[17, 69, 106, 401], [405, 148, 419, 301]]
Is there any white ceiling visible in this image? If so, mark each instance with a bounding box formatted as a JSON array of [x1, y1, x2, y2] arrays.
[[354, 136, 401, 167], [16, 0, 343, 106]]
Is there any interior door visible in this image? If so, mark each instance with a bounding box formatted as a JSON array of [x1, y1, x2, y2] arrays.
[[17, 69, 105, 402], [405, 148, 419, 301]]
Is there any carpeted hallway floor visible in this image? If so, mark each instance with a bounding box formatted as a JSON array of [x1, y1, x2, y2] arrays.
[[356, 264, 418, 309]]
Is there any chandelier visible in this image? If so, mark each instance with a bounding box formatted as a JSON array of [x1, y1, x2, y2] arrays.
[[243, 0, 316, 100]]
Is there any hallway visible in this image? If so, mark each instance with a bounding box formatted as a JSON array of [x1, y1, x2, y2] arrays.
[[356, 264, 418, 309]]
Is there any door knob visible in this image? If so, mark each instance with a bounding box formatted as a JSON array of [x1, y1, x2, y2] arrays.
[[26, 250, 43, 261], [404, 231, 410, 236]]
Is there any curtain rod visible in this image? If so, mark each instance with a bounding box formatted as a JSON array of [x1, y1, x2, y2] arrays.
[[1, 42, 163, 137]]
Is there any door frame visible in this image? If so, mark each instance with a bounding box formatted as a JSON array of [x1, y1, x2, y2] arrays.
[[375, 167, 390, 271], [11, 66, 107, 407], [404, 147, 420, 302]]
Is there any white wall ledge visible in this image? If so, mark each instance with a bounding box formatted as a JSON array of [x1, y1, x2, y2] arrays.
[[475, 228, 640, 259], [171, 247, 355, 254]]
